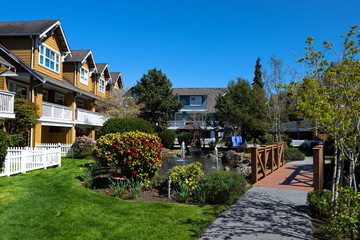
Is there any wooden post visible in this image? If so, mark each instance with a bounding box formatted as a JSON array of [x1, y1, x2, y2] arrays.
[[313, 144, 324, 191], [251, 146, 258, 184]]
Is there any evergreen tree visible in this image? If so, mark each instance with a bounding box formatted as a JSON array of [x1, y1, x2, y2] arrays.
[[135, 68, 184, 132], [252, 57, 264, 88]]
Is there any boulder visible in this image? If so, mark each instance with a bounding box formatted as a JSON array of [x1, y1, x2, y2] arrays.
[[221, 150, 243, 165]]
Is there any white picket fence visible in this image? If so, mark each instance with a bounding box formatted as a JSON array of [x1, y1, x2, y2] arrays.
[[0, 147, 62, 177], [35, 143, 73, 157]]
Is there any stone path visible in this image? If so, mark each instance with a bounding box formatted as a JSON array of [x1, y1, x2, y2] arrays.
[[200, 157, 313, 240]]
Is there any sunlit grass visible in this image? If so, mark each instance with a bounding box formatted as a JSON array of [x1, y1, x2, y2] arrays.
[[0, 158, 226, 240]]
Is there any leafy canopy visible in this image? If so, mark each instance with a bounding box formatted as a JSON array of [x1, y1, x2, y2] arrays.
[[135, 68, 184, 132]]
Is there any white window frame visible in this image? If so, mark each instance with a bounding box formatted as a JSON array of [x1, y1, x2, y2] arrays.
[[80, 67, 89, 86], [99, 78, 105, 93], [8, 80, 29, 99], [190, 96, 202, 106], [54, 93, 64, 105], [39, 44, 60, 73], [76, 99, 85, 109], [42, 90, 48, 102]]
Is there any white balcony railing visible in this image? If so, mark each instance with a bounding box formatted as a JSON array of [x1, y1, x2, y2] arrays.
[[41, 102, 72, 121], [169, 120, 207, 128], [0, 90, 15, 118], [75, 108, 106, 126]]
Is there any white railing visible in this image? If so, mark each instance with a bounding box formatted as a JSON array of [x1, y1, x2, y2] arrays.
[[35, 143, 72, 157], [41, 102, 72, 121], [169, 120, 207, 128], [75, 108, 106, 126], [0, 147, 61, 177], [0, 90, 15, 118]]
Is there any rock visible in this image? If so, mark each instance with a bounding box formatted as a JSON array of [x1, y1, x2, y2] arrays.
[[224, 166, 231, 171], [233, 163, 245, 168], [221, 150, 243, 165], [242, 159, 251, 165]]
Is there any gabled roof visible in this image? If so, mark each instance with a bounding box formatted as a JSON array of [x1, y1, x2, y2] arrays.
[[109, 72, 123, 88], [172, 88, 227, 96], [0, 43, 44, 82], [0, 20, 70, 53], [0, 55, 14, 68], [172, 88, 227, 113], [64, 50, 96, 69], [95, 63, 108, 76]]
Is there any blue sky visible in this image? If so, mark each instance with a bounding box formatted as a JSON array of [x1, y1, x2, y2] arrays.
[[2, 0, 359, 88]]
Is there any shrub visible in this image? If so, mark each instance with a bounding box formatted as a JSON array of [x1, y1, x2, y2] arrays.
[[98, 118, 154, 138], [201, 171, 247, 205], [94, 131, 162, 181], [177, 132, 191, 146], [172, 183, 192, 203], [307, 190, 332, 219], [284, 148, 305, 161], [0, 130, 8, 172], [159, 129, 175, 148], [6, 134, 25, 147], [72, 136, 96, 158], [169, 162, 204, 189], [322, 187, 360, 239]]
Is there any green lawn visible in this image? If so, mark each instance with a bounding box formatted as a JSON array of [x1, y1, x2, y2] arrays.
[[0, 158, 226, 240]]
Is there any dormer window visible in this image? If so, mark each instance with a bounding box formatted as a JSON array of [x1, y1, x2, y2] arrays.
[[39, 44, 60, 73], [190, 96, 202, 106], [80, 67, 89, 86], [99, 78, 105, 93]]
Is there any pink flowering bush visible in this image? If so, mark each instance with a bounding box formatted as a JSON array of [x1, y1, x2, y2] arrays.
[[94, 131, 163, 181], [72, 135, 96, 158]]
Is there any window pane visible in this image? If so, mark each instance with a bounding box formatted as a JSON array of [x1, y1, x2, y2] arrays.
[[50, 61, 54, 69], [46, 48, 50, 57], [40, 56, 44, 64], [45, 59, 50, 67]]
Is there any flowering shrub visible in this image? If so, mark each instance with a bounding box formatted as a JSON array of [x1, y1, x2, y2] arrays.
[[168, 162, 204, 189], [72, 136, 96, 158], [94, 131, 163, 181]]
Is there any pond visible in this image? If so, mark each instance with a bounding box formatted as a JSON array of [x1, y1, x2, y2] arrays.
[[158, 156, 224, 177]]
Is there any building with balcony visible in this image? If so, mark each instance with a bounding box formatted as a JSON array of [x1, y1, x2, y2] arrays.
[[169, 88, 226, 143], [0, 20, 123, 146]]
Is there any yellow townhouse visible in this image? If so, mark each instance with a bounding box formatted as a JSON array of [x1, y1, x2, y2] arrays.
[[0, 20, 123, 146]]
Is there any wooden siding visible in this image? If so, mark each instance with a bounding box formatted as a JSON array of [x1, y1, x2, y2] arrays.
[[0, 76, 5, 90], [62, 62, 75, 84], [0, 37, 32, 65], [96, 74, 106, 98], [77, 61, 94, 93], [34, 35, 63, 80]]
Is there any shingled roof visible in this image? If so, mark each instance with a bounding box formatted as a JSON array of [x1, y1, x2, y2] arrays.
[[0, 20, 70, 53], [64, 50, 91, 62], [172, 88, 227, 113], [0, 20, 58, 36], [109, 72, 123, 88], [96, 63, 108, 75]]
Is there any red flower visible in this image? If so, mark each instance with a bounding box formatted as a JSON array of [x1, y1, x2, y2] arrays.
[[132, 170, 138, 175], [131, 147, 137, 151], [126, 160, 131, 163]]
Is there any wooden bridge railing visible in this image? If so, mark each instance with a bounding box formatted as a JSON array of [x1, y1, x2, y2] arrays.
[[251, 143, 285, 184]]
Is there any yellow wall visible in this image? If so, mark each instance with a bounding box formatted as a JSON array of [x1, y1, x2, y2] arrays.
[[34, 35, 63, 80], [0, 37, 32, 65], [96, 74, 106, 98], [76, 61, 94, 92], [41, 126, 68, 143]]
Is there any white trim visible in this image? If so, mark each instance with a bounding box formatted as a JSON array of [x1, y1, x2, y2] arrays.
[[99, 78, 105, 93], [8, 80, 29, 99], [0, 73, 31, 77], [190, 96, 202, 106], [80, 67, 89, 86], [54, 93, 64, 105], [38, 43, 60, 73]]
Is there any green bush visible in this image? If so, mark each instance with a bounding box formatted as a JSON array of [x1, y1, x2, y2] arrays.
[[72, 136, 96, 158], [98, 118, 154, 138], [177, 132, 191, 146], [169, 162, 204, 189], [322, 187, 360, 239], [307, 190, 332, 219], [94, 131, 162, 181], [284, 148, 305, 161], [159, 129, 175, 148], [201, 171, 247, 205], [7, 134, 25, 147], [0, 130, 8, 172]]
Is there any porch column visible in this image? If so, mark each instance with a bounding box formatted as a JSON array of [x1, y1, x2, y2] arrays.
[[66, 126, 76, 144]]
